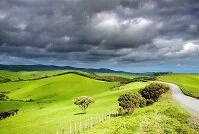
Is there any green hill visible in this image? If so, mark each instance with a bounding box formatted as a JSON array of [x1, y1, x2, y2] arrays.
[[0, 70, 68, 81], [0, 72, 197, 134], [0, 73, 148, 134], [158, 74, 199, 98]]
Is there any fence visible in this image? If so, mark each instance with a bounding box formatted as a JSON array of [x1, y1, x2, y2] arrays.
[[57, 111, 119, 134]]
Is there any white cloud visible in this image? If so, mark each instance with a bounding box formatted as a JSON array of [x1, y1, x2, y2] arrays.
[[165, 42, 199, 58], [177, 42, 199, 55], [16, 23, 27, 30], [0, 12, 6, 19], [176, 64, 182, 67], [140, 1, 157, 10], [91, 12, 120, 34], [188, 24, 197, 32], [153, 37, 183, 50]]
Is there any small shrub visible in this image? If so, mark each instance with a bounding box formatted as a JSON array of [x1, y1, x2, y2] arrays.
[[25, 99, 34, 102], [0, 109, 19, 120], [74, 96, 94, 113], [0, 76, 11, 83], [0, 93, 9, 101], [118, 92, 146, 114], [118, 107, 125, 116], [139, 83, 169, 105]]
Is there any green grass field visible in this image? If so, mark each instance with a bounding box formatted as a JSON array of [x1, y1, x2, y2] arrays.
[[0, 71, 149, 134], [158, 74, 199, 98], [0, 70, 69, 81], [0, 71, 198, 134], [83, 91, 197, 134]]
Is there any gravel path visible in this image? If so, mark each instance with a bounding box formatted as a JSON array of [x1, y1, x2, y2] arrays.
[[164, 82, 199, 116]]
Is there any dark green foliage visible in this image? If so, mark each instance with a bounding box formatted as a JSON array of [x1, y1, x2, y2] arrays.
[[0, 109, 19, 120], [139, 83, 169, 104], [74, 96, 94, 113], [118, 92, 146, 114], [25, 99, 34, 102], [0, 92, 9, 101], [0, 76, 11, 83], [139, 97, 147, 107], [120, 76, 156, 84]]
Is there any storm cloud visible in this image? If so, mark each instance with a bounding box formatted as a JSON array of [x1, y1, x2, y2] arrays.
[[0, 0, 199, 72]]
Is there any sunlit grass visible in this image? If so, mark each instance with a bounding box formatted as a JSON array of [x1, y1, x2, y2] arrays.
[[0, 73, 148, 134], [158, 74, 199, 98], [83, 92, 197, 134]]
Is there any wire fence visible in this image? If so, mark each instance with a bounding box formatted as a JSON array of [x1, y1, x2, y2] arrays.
[[57, 111, 119, 134]]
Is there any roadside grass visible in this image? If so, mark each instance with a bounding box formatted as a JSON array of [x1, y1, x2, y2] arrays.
[[0, 73, 149, 134], [83, 91, 197, 134], [158, 74, 199, 98]]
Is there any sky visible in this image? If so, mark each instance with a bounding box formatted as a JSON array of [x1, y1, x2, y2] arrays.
[[0, 0, 199, 73]]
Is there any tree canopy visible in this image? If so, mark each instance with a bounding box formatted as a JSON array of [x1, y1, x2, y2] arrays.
[[74, 96, 94, 113]]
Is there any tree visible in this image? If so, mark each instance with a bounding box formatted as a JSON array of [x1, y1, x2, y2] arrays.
[[139, 83, 169, 105], [118, 92, 146, 114], [74, 96, 94, 113]]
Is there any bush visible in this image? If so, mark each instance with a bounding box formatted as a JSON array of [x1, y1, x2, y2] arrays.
[[0, 109, 19, 120], [25, 99, 34, 102], [0, 76, 11, 83], [139, 97, 147, 107], [0, 93, 9, 101], [118, 92, 146, 114], [74, 96, 94, 113], [139, 83, 169, 104]]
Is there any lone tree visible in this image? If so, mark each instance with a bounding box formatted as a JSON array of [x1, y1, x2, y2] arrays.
[[74, 96, 94, 113]]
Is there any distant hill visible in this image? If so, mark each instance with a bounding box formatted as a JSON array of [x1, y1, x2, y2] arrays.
[[0, 64, 130, 74], [0, 64, 172, 76]]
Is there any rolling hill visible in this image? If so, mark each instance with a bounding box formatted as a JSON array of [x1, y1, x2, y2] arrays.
[[158, 74, 199, 98], [0, 72, 149, 134]]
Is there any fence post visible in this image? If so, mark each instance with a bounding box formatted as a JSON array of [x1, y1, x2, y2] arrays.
[[58, 111, 119, 134], [74, 123, 76, 133], [98, 115, 101, 123], [79, 122, 81, 132], [88, 118, 90, 129], [90, 117, 93, 128], [69, 125, 72, 134], [85, 120, 88, 130]]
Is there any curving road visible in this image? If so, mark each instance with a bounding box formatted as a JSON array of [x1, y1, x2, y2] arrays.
[[163, 82, 199, 116]]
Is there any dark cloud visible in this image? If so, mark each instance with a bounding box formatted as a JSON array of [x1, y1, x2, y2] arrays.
[[0, 0, 198, 70]]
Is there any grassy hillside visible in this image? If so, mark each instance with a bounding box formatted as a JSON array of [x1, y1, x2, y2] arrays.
[[0, 70, 68, 81], [158, 74, 199, 98], [0, 73, 149, 134], [83, 92, 197, 134], [96, 72, 141, 79]]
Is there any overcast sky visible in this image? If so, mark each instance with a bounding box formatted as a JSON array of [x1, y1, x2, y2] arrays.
[[0, 0, 199, 73]]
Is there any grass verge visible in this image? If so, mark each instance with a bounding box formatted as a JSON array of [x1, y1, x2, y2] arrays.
[[83, 91, 198, 134]]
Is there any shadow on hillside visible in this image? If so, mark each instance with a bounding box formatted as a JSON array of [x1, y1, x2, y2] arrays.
[[74, 112, 86, 115]]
